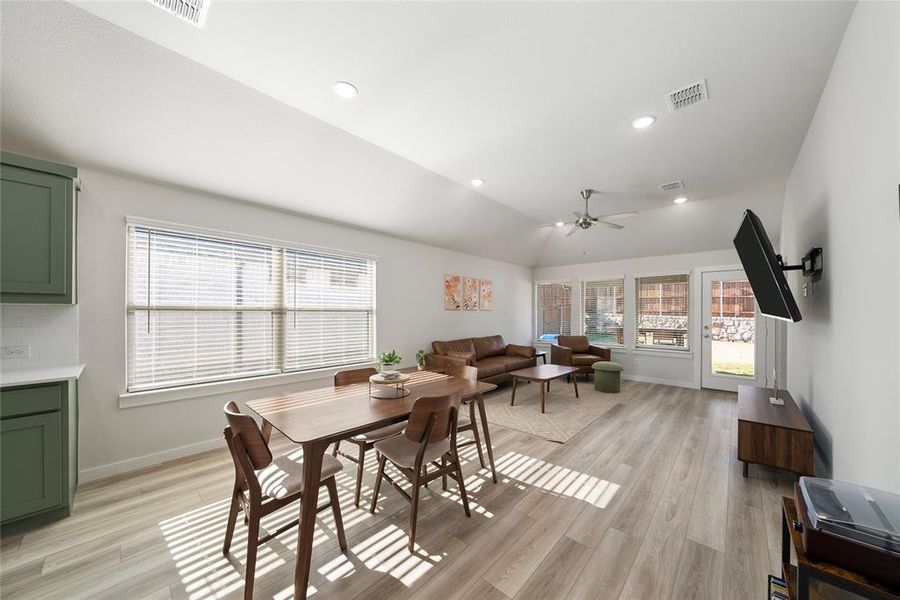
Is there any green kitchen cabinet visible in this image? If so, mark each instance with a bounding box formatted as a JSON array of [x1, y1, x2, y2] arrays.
[[0, 381, 77, 531], [0, 151, 77, 304]]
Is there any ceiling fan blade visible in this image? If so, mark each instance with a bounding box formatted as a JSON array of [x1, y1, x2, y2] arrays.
[[565, 225, 580, 237], [596, 211, 639, 220], [539, 221, 576, 228], [595, 220, 625, 230]]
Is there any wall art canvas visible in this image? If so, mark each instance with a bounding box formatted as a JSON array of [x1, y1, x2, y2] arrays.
[[463, 276, 479, 310], [443, 274, 461, 310], [479, 279, 493, 310]]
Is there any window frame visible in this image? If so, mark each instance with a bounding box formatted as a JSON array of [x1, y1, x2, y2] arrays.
[[123, 217, 377, 397], [633, 271, 691, 352], [580, 276, 626, 348], [533, 279, 573, 343]]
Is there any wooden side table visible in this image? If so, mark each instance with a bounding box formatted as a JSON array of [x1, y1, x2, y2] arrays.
[[737, 385, 814, 477], [781, 496, 900, 599], [534, 350, 547, 364]]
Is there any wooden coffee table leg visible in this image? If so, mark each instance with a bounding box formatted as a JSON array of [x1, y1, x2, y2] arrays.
[[510, 377, 518, 406], [572, 374, 579, 398], [540, 381, 546, 413]]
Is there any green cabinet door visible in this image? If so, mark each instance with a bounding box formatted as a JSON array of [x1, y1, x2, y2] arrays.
[[0, 153, 76, 304], [0, 412, 63, 522]]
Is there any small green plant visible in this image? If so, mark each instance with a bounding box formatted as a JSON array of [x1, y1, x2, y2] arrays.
[[415, 349, 426, 366], [378, 350, 402, 366]]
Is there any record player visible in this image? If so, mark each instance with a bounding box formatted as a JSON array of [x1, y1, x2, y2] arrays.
[[794, 477, 900, 589]]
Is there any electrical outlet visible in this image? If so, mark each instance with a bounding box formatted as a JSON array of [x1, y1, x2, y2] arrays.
[[2, 345, 30, 359]]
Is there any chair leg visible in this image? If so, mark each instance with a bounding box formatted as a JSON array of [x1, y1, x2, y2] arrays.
[[332, 440, 341, 457], [325, 477, 348, 553], [408, 470, 421, 552], [222, 487, 240, 554], [453, 453, 471, 518], [243, 513, 260, 600], [369, 454, 387, 514], [354, 442, 366, 508], [469, 402, 486, 469], [441, 456, 448, 491]]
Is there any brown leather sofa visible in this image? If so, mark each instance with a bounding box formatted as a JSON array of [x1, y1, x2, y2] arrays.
[[550, 335, 611, 379], [425, 335, 536, 383]]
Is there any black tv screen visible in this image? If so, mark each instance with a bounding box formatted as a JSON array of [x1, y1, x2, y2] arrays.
[[733, 209, 802, 322]]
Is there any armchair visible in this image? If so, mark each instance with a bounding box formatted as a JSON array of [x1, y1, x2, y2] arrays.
[[551, 335, 610, 379]]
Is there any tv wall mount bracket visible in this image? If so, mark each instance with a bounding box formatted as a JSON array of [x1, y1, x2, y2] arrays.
[[776, 247, 823, 279]]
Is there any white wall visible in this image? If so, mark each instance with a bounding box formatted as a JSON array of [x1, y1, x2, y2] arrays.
[[534, 249, 767, 388], [76, 168, 533, 481], [0, 305, 78, 370], [780, 2, 900, 492]]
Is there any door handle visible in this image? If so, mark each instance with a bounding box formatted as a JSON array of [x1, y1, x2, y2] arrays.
[[703, 334, 710, 338]]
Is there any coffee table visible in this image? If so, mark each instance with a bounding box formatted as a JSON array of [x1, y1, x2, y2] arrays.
[[509, 364, 579, 413]]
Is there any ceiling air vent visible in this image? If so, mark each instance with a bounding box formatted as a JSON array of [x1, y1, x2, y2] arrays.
[[659, 180, 685, 192], [145, 0, 210, 27], [665, 79, 709, 113]]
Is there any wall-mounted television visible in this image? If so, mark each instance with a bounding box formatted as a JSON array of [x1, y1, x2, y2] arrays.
[[733, 209, 802, 322]]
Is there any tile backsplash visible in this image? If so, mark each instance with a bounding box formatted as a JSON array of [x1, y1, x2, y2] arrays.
[[0, 305, 79, 369]]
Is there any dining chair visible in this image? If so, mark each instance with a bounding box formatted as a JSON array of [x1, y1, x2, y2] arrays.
[[331, 367, 408, 507], [222, 401, 347, 600], [444, 364, 486, 478], [369, 391, 471, 551]]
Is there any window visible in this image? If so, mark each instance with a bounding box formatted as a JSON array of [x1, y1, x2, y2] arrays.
[[582, 278, 625, 346], [127, 224, 375, 392], [635, 274, 690, 350], [535, 282, 572, 341]]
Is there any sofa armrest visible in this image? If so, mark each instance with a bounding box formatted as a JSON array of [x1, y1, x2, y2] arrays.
[[589, 345, 611, 361], [424, 353, 468, 370], [550, 343, 572, 366], [506, 344, 536, 359]]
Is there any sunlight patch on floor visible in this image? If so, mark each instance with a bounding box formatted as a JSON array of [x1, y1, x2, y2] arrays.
[[494, 451, 621, 508]]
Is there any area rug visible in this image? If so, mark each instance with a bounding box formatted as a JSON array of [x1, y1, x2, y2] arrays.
[[479, 377, 625, 443]]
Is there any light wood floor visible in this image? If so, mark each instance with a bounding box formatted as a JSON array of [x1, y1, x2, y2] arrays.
[[0, 381, 796, 599]]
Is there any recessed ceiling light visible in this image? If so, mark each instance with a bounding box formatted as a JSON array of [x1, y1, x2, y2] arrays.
[[555, 222, 565, 227], [630, 115, 656, 130], [470, 178, 485, 187], [673, 196, 688, 204], [332, 81, 358, 99]]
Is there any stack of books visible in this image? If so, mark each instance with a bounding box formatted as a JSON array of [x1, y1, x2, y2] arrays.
[[768, 574, 789, 600]]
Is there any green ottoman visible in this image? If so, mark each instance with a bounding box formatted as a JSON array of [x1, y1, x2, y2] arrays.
[[593, 361, 623, 393]]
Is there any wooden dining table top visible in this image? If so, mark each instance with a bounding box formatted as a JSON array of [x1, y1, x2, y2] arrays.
[[246, 368, 497, 444]]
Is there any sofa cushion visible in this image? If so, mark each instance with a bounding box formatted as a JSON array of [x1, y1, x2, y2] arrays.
[[558, 335, 590, 353], [473, 335, 506, 360], [502, 356, 534, 371], [446, 351, 476, 366], [474, 356, 509, 378], [432, 338, 476, 356], [572, 353, 601, 366]]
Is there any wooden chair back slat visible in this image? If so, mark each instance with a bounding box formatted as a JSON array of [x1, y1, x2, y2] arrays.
[[446, 364, 478, 383], [334, 367, 378, 386], [224, 401, 273, 470], [404, 392, 461, 444]]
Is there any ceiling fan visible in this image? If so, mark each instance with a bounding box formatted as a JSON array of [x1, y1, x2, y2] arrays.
[[550, 189, 639, 237]]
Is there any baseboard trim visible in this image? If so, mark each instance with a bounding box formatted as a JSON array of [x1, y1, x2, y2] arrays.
[[621, 373, 698, 389], [78, 436, 223, 483]]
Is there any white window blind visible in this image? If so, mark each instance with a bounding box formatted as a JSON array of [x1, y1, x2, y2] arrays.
[[582, 278, 625, 346], [535, 282, 572, 340], [283, 249, 375, 372], [635, 274, 690, 350], [127, 225, 375, 392]]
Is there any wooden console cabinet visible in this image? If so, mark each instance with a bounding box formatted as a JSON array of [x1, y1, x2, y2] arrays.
[[737, 385, 814, 477]]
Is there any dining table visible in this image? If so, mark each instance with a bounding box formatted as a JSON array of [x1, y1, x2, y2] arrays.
[[246, 367, 498, 600]]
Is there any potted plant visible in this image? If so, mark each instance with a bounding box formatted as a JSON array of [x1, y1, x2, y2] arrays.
[[378, 350, 402, 376], [415, 349, 426, 371]]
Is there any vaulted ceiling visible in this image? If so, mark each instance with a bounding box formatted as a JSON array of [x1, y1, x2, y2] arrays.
[[1, 1, 853, 266]]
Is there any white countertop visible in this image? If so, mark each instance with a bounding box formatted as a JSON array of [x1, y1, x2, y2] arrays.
[[0, 364, 85, 387]]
